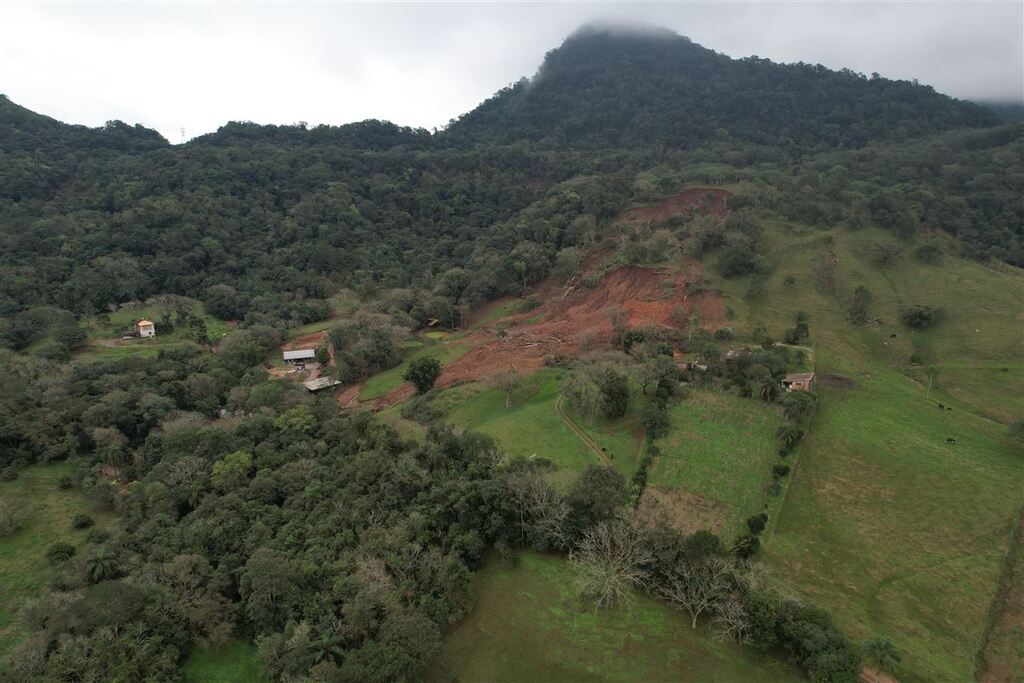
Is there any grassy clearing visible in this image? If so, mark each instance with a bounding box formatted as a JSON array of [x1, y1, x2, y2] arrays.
[[443, 371, 596, 488], [766, 370, 1019, 682], [84, 302, 230, 342], [183, 640, 267, 683], [358, 340, 471, 401], [650, 389, 784, 535], [708, 222, 1024, 682], [282, 291, 359, 340], [426, 551, 804, 683], [442, 370, 644, 488], [0, 462, 113, 655]]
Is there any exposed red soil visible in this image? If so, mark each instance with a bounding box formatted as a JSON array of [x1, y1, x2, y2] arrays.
[[282, 330, 328, 351], [374, 261, 723, 408], [616, 188, 730, 225], [352, 188, 729, 411]]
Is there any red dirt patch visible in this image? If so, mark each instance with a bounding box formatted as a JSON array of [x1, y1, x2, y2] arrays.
[[375, 262, 723, 408], [283, 330, 328, 351], [366, 189, 729, 409], [616, 188, 730, 225]]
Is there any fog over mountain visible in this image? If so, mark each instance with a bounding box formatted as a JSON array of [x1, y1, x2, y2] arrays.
[[1, 2, 1021, 142]]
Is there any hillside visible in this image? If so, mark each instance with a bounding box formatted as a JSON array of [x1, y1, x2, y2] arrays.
[[446, 24, 998, 151]]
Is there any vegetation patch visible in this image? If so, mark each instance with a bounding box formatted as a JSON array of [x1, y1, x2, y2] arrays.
[[426, 552, 804, 683], [648, 390, 784, 534]]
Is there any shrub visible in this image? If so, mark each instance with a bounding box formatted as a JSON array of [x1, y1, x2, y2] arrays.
[[847, 286, 872, 325], [71, 513, 95, 530], [717, 246, 763, 278], [901, 305, 942, 330], [714, 327, 734, 341], [734, 533, 761, 559], [0, 499, 28, 536], [746, 513, 768, 534], [783, 275, 797, 286], [46, 542, 77, 564], [400, 395, 444, 424], [772, 464, 791, 478], [0, 465, 20, 482], [57, 475, 74, 491], [404, 356, 442, 394], [914, 241, 943, 264], [87, 529, 110, 544]]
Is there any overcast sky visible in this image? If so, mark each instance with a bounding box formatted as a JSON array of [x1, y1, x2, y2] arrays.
[[2, 2, 1021, 143]]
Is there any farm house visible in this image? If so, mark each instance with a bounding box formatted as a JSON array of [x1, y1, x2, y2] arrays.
[[303, 377, 342, 393], [136, 320, 156, 337], [781, 372, 816, 392], [283, 349, 316, 366]]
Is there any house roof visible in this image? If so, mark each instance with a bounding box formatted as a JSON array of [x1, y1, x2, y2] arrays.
[[283, 349, 316, 361], [137, 320, 154, 326], [303, 377, 342, 392], [783, 372, 815, 382]]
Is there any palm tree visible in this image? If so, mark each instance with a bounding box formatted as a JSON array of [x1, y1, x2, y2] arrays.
[[776, 424, 804, 449], [758, 378, 778, 402], [86, 547, 119, 583], [863, 637, 901, 676]]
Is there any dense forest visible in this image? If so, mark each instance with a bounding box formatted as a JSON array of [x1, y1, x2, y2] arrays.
[[0, 23, 1021, 683]]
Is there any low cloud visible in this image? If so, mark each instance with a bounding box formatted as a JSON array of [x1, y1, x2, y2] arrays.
[[1, 2, 1019, 142]]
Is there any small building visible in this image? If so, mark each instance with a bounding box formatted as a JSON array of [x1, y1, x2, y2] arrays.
[[283, 349, 316, 366], [136, 320, 156, 338], [781, 372, 816, 392], [303, 377, 342, 393]]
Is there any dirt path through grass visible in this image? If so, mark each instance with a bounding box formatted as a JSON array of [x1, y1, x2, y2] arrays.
[[554, 395, 612, 466]]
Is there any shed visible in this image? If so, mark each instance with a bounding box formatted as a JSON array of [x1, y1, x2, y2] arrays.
[[781, 372, 816, 392], [283, 349, 316, 364], [136, 320, 156, 338], [303, 377, 342, 393]]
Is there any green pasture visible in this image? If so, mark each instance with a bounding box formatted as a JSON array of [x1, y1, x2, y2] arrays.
[[426, 551, 804, 683], [0, 463, 114, 656], [706, 221, 1024, 682], [650, 389, 784, 535]]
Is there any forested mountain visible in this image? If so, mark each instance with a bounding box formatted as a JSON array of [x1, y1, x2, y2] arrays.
[[446, 24, 998, 151]]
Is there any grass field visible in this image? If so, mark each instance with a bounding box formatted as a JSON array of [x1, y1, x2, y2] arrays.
[[183, 641, 267, 683], [443, 369, 645, 487], [649, 389, 784, 535], [358, 340, 471, 401], [426, 551, 804, 683], [0, 462, 114, 656], [708, 222, 1024, 682]]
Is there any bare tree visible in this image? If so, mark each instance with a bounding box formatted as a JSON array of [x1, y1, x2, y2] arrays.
[[507, 469, 569, 549], [657, 557, 736, 629], [490, 366, 521, 409], [570, 518, 652, 609], [711, 594, 751, 644]]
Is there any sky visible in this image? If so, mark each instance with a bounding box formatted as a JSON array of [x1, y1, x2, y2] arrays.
[[1, 2, 1021, 143]]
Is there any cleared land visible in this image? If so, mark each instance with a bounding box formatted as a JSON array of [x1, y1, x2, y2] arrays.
[[710, 222, 1024, 683], [0, 463, 113, 655], [183, 641, 267, 683], [647, 389, 784, 535], [426, 551, 804, 683], [442, 369, 645, 487]]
